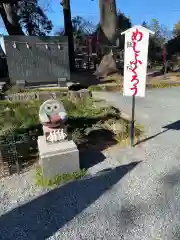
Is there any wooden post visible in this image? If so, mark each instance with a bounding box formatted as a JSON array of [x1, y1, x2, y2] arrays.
[[61, 0, 75, 71], [130, 95, 135, 147]]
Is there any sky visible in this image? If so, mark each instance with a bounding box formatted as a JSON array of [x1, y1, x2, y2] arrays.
[[0, 0, 180, 35], [48, 0, 180, 34]]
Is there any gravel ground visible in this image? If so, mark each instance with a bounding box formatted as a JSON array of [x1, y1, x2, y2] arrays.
[[1, 87, 180, 239]]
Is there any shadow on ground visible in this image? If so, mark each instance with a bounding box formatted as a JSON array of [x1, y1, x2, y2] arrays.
[[135, 129, 168, 146], [78, 128, 117, 169], [135, 120, 180, 146], [0, 162, 139, 240], [70, 70, 124, 87], [79, 150, 106, 169], [163, 120, 180, 130], [148, 71, 163, 78], [67, 116, 120, 169]]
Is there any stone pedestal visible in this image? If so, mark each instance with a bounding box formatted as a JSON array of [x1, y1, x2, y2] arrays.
[[38, 136, 79, 179], [57, 77, 67, 87], [16, 80, 26, 89]]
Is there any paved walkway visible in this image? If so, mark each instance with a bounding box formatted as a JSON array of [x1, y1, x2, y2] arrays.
[[1, 87, 180, 239], [91, 88, 180, 239], [93, 87, 180, 133]]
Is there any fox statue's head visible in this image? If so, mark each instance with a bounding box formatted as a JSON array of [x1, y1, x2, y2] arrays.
[[39, 99, 67, 128]]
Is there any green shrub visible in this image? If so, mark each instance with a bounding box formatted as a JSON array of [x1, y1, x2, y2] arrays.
[[35, 165, 87, 187], [0, 96, 143, 148]]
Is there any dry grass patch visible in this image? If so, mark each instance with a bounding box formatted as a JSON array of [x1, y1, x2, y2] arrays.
[[101, 73, 123, 83]]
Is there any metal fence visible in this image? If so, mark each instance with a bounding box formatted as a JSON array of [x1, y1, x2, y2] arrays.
[[0, 130, 40, 177]]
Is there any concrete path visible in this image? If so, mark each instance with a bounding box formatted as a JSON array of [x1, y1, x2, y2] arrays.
[[1, 88, 180, 239], [93, 87, 180, 134], [91, 88, 180, 239]]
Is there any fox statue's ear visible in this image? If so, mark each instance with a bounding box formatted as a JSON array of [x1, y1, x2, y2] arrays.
[[39, 111, 49, 123]]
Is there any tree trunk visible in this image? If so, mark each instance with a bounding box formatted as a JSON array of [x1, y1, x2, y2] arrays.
[[99, 0, 117, 45], [61, 0, 75, 71], [0, 3, 24, 35], [95, 0, 118, 79]]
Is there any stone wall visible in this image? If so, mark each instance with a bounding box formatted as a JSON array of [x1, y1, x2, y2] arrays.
[[3, 89, 91, 102], [4, 35, 70, 84]]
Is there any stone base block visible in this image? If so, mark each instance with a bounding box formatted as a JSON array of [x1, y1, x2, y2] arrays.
[[57, 78, 67, 87], [16, 80, 26, 88], [38, 136, 79, 179]]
